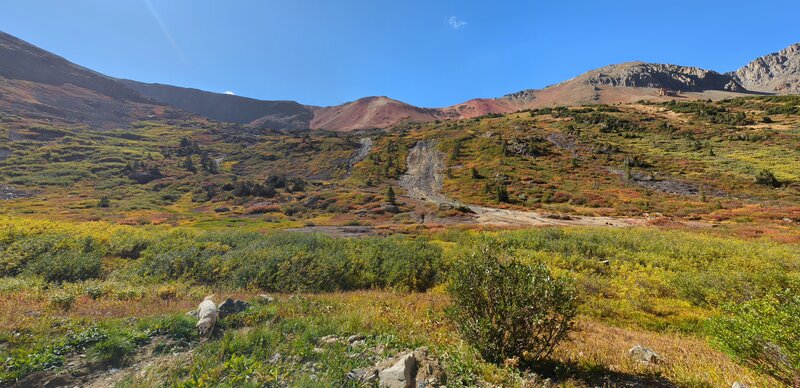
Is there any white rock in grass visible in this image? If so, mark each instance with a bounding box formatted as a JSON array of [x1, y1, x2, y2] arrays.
[[379, 353, 416, 388], [628, 344, 662, 364]]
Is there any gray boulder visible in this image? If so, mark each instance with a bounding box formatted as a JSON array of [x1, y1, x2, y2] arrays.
[[217, 298, 250, 318], [629, 344, 663, 364], [379, 353, 416, 388]]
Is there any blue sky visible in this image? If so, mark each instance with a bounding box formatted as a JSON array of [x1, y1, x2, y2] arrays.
[[2, 0, 799, 107]]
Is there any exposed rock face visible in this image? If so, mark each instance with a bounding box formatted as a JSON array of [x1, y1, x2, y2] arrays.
[[733, 43, 800, 94], [584, 62, 742, 92]]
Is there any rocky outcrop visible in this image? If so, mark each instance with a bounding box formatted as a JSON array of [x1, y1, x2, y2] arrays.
[[584, 62, 742, 92], [732, 43, 800, 94], [349, 347, 445, 388], [378, 353, 416, 388]]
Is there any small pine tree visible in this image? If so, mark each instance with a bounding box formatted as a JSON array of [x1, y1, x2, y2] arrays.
[[386, 186, 396, 205], [183, 156, 197, 173], [496, 184, 510, 203], [471, 167, 481, 179], [755, 169, 780, 188], [97, 196, 110, 208]]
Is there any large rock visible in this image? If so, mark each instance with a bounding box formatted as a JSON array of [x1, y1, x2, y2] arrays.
[[379, 353, 416, 388], [217, 298, 250, 318], [349, 347, 445, 387], [629, 344, 663, 364]]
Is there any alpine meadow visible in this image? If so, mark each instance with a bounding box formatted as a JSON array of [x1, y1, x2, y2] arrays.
[[1, 2, 799, 387]]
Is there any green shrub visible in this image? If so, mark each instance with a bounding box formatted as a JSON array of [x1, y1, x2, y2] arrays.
[[87, 335, 136, 366], [26, 250, 102, 283], [755, 169, 781, 188], [49, 292, 76, 311], [140, 315, 198, 343], [85, 285, 104, 300], [447, 240, 577, 365], [708, 291, 800, 386]]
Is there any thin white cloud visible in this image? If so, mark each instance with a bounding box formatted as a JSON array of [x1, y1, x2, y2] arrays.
[[223, 91, 236, 95], [448, 16, 467, 30]]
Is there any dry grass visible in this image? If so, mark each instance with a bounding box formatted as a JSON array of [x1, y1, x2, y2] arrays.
[[555, 320, 779, 387], [1, 287, 782, 386]]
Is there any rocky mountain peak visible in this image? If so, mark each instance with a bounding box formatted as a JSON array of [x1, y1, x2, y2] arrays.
[[733, 43, 800, 93], [583, 62, 742, 92]]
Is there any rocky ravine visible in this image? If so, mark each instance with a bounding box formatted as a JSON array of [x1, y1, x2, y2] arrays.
[[400, 140, 640, 227]]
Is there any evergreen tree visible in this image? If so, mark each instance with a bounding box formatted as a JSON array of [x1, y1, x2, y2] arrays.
[[496, 184, 510, 203], [183, 156, 197, 173], [386, 186, 397, 205]]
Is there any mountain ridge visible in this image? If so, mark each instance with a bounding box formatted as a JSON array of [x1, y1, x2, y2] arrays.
[[1, 31, 798, 131]]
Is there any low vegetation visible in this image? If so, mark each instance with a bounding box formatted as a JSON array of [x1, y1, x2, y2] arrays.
[[0, 215, 797, 385], [709, 291, 800, 385], [447, 240, 577, 364], [2, 96, 799, 385]]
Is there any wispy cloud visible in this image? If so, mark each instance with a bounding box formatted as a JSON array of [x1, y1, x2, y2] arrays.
[[447, 16, 467, 30], [223, 91, 236, 95]]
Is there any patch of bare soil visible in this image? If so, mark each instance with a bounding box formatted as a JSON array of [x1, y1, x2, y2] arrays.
[[400, 140, 642, 227]]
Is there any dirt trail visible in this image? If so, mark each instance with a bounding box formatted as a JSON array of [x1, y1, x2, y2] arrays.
[[400, 140, 641, 227]]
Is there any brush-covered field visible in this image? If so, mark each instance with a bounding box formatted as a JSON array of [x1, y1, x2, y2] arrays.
[[2, 96, 800, 237], [1, 95, 799, 386], [0, 216, 798, 386]]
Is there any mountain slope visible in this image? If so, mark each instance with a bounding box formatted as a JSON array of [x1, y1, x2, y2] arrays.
[[309, 96, 444, 131], [733, 43, 800, 94], [120, 80, 315, 131], [498, 62, 750, 109], [0, 31, 181, 129], [1, 31, 798, 132]]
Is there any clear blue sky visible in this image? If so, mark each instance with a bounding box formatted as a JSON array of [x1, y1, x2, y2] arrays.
[[2, 0, 799, 107]]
